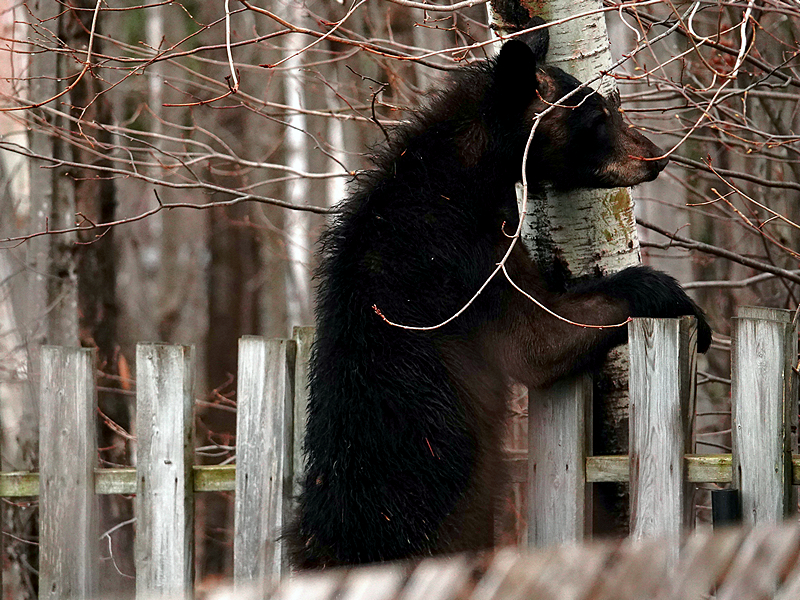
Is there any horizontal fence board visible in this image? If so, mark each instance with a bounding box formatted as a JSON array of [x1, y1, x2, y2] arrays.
[[0, 471, 41, 497], [586, 454, 736, 483], [0, 466, 237, 497], [3, 453, 799, 498], [193, 464, 236, 492], [685, 454, 733, 483]]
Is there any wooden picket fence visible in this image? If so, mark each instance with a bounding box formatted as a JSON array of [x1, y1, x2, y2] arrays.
[[224, 523, 800, 600], [4, 306, 799, 598]]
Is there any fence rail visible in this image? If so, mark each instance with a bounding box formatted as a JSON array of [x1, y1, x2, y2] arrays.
[[1, 307, 797, 598], [2, 454, 800, 498]]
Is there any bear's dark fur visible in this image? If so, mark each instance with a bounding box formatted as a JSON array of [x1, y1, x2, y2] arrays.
[[288, 23, 711, 568]]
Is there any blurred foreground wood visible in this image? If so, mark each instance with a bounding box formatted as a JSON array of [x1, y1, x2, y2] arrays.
[[199, 522, 800, 600]]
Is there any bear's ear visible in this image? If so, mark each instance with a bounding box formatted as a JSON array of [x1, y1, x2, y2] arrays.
[[493, 39, 539, 110]]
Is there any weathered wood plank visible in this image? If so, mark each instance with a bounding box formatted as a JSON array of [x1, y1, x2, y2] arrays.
[[655, 527, 745, 600], [273, 570, 346, 600], [469, 548, 523, 600], [292, 326, 314, 498], [629, 317, 696, 561], [586, 454, 733, 484], [255, 523, 800, 600], [398, 556, 472, 600], [592, 539, 671, 600], [775, 542, 800, 600], [736, 306, 796, 323], [732, 307, 797, 523], [339, 563, 408, 600], [685, 454, 732, 483], [39, 346, 99, 600], [0, 452, 787, 498], [0, 471, 40, 497], [516, 543, 614, 600], [193, 464, 236, 492], [96, 467, 137, 494], [716, 523, 800, 600], [234, 337, 296, 588], [528, 374, 592, 546], [586, 455, 629, 483], [473, 550, 556, 600], [135, 343, 195, 599]]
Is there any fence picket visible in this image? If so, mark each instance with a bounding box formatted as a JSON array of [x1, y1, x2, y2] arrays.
[[292, 326, 314, 498], [135, 343, 196, 599], [528, 374, 592, 546], [234, 337, 296, 588], [716, 523, 800, 600], [629, 317, 696, 562], [40, 346, 99, 599], [732, 307, 797, 523]]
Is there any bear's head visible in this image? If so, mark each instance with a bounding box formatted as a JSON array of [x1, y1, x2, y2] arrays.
[[487, 22, 668, 190]]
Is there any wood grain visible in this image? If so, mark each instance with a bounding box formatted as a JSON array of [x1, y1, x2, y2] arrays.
[[135, 343, 195, 599], [39, 346, 99, 600], [528, 374, 592, 546], [732, 307, 797, 523], [234, 337, 296, 587], [628, 317, 696, 563]]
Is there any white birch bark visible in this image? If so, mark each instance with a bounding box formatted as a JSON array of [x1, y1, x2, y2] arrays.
[[521, 2, 640, 278], [490, 0, 640, 533], [280, 1, 312, 328], [0, 1, 35, 463]]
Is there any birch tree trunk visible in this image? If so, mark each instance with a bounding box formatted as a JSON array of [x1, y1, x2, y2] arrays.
[[280, 1, 313, 330], [490, 0, 638, 535], [0, 1, 34, 594]]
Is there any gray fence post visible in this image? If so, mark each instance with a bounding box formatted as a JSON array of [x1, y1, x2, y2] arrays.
[[732, 306, 797, 523], [528, 374, 592, 546], [234, 337, 296, 588], [135, 343, 195, 599], [629, 317, 697, 563], [40, 346, 99, 600]]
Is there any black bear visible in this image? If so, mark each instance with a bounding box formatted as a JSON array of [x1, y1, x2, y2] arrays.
[[288, 21, 711, 568]]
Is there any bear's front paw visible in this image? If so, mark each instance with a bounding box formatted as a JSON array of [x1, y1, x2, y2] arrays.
[[598, 266, 712, 353]]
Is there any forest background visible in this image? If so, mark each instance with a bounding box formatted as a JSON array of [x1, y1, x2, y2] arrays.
[[0, 0, 798, 597]]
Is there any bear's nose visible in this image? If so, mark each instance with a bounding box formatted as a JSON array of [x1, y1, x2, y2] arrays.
[[653, 154, 669, 172]]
